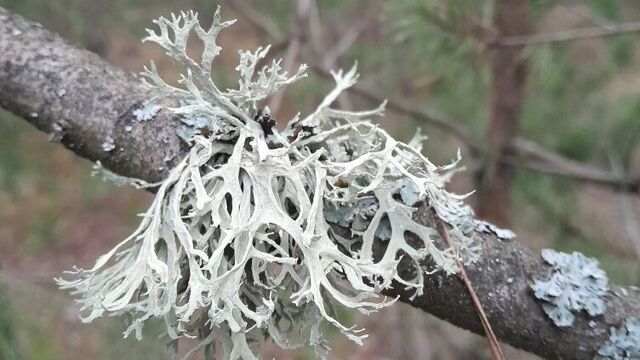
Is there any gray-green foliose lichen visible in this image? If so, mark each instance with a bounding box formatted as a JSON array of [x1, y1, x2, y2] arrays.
[[176, 111, 235, 143], [132, 103, 161, 121], [101, 136, 115, 152], [57, 8, 489, 359], [596, 317, 640, 359], [531, 249, 608, 327]]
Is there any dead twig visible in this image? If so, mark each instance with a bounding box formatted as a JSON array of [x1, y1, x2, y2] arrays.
[[418, 6, 492, 44], [227, 0, 283, 40], [508, 138, 640, 192], [266, 0, 309, 117], [433, 212, 505, 360], [495, 21, 640, 47], [320, 17, 368, 71]]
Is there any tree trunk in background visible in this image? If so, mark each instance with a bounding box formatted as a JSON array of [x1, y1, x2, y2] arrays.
[[477, 0, 530, 226]]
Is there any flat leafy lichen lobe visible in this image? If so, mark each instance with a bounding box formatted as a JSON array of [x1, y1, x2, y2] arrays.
[[596, 317, 640, 359], [531, 249, 608, 327]]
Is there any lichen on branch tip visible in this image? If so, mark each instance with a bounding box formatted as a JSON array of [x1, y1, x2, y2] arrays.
[[57, 7, 481, 359]]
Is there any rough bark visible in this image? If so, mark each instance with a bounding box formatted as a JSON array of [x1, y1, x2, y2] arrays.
[[1, 7, 639, 360], [0, 8, 187, 183], [477, 0, 530, 226]]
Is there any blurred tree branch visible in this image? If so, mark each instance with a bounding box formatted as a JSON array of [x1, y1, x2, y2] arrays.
[[417, 4, 640, 228], [495, 20, 640, 47], [241, 2, 640, 200], [227, 0, 283, 40], [310, 66, 640, 193], [2, 7, 640, 360], [266, 0, 308, 116], [417, 3, 640, 48], [418, 5, 494, 45], [606, 148, 640, 260]]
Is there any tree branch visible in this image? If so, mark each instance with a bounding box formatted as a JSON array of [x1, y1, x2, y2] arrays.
[[227, 0, 284, 41], [267, 0, 308, 117], [0, 8, 187, 183], [496, 20, 640, 47], [417, 2, 640, 49], [1, 7, 639, 359], [417, 5, 493, 45], [492, 21, 640, 46], [508, 138, 640, 192], [310, 66, 640, 193], [308, 64, 481, 153]]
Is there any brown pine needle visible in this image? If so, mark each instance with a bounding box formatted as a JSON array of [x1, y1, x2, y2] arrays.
[[433, 213, 505, 360]]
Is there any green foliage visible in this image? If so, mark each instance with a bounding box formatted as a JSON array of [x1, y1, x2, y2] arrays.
[[609, 36, 634, 68], [382, 0, 489, 140], [24, 209, 58, 252], [0, 289, 21, 360], [554, 130, 594, 162], [100, 318, 172, 360], [608, 96, 640, 163], [0, 111, 28, 193], [22, 328, 55, 360], [585, 0, 619, 20]]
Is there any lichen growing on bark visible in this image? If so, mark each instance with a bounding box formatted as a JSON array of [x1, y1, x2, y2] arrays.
[[531, 249, 608, 327], [596, 317, 640, 359], [58, 8, 482, 359]]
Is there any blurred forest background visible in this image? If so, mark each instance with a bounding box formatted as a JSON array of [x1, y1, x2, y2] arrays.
[[1, 0, 639, 359]]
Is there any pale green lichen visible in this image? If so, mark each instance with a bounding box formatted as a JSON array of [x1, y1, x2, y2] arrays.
[[133, 103, 161, 121], [58, 8, 480, 359], [531, 249, 608, 327], [596, 317, 640, 360]]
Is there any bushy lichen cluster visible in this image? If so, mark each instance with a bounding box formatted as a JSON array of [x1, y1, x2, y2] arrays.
[[597, 317, 640, 360], [531, 249, 608, 327], [58, 9, 481, 359]]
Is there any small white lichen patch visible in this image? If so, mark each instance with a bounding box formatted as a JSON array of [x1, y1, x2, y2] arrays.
[[615, 288, 629, 297], [133, 103, 161, 121], [596, 317, 640, 359], [474, 220, 516, 240], [531, 249, 608, 327], [101, 136, 115, 152], [58, 8, 480, 359], [49, 122, 64, 142], [92, 161, 160, 189]]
